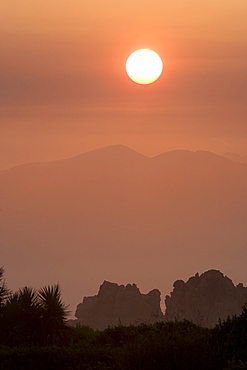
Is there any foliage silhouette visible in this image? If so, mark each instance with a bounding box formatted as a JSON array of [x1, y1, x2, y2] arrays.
[[0, 270, 69, 347], [38, 284, 70, 346], [0, 267, 247, 369], [0, 267, 10, 307]]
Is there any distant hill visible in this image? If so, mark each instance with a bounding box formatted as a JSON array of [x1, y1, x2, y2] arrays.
[[1, 145, 247, 315]]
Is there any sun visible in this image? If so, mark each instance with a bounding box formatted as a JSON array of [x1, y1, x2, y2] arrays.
[[126, 49, 163, 85]]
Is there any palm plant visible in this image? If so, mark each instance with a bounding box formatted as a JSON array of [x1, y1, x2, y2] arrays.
[[18, 287, 41, 344], [0, 267, 10, 307], [0, 267, 11, 344], [0, 268, 69, 346], [38, 284, 69, 345], [1, 292, 24, 345], [1, 287, 41, 345]]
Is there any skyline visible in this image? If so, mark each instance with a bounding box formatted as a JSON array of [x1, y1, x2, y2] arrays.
[[1, 0, 247, 170]]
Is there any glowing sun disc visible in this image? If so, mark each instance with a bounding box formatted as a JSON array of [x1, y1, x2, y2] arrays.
[[126, 49, 163, 84]]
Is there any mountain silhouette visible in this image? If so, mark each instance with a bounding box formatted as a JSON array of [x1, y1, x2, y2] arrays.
[[1, 145, 247, 315], [222, 152, 247, 165]]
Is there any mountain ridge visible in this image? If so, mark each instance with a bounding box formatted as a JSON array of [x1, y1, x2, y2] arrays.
[[1, 144, 247, 315], [1, 145, 244, 174]]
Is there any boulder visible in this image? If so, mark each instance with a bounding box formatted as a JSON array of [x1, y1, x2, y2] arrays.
[[164, 269, 247, 327], [75, 281, 163, 330]]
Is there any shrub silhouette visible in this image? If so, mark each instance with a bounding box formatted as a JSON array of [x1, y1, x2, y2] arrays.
[[0, 268, 69, 347], [38, 284, 69, 346]]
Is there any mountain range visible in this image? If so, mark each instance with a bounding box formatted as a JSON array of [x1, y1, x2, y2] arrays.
[[1, 145, 247, 316]]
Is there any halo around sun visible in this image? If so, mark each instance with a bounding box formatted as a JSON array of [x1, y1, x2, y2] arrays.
[[126, 49, 163, 85]]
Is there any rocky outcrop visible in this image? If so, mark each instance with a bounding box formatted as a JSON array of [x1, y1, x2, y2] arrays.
[[164, 270, 247, 327], [71, 270, 247, 330], [75, 281, 163, 330]]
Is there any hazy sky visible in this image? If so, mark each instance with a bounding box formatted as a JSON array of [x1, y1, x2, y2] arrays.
[[1, 0, 247, 169]]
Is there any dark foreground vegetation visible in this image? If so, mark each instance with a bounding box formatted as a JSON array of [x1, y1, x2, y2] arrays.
[[1, 268, 247, 369]]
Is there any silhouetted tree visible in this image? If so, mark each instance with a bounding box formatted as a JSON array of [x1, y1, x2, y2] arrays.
[[0, 267, 11, 343], [0, 269, 69, 346], [0, 267, 10, 307], [1, 291, 25, 345], [1, 287, 40, 345], [38, 284, 69, 345]]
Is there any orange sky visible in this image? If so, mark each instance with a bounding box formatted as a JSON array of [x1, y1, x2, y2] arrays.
[[1, 0, 247, 169]]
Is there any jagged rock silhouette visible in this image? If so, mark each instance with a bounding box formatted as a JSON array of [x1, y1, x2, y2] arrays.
[[74, 281, 163, 330], [72, 270, 247, 329], [164, 269, 247, 327]]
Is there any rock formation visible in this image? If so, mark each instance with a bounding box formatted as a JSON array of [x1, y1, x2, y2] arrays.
[[164, 270, 247, 327], [71, 270, 247, 330], [74, 281, 163, 330]]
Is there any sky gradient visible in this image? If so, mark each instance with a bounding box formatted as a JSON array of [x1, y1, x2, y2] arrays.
[[1, 0, 247, 169]]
